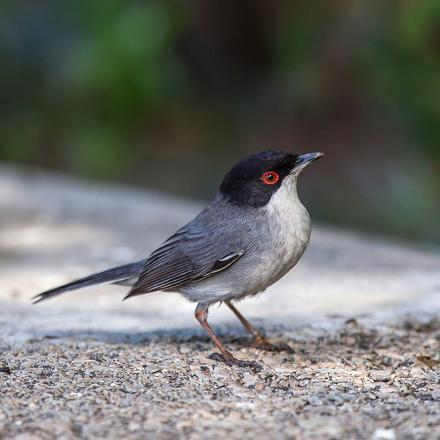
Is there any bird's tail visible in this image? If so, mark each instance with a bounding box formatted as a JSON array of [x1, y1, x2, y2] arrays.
[[32, 260, 145, 304]]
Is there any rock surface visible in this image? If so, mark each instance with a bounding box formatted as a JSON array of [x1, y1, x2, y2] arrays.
[[0, 165, 439, 439]]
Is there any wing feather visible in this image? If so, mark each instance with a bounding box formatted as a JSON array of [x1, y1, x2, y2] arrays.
[[124, 226, 245, 299]]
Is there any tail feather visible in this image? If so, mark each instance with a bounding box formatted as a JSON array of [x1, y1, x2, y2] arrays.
[[112, 277, 137, 287], [33, 260, 145, 304]]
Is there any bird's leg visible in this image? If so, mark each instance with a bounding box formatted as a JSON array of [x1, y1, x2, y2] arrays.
[[225, 301, 294, 353], [195, 303, 262, 371]]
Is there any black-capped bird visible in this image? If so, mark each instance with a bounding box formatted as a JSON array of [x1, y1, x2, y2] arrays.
[[34, 150, 323, 370]]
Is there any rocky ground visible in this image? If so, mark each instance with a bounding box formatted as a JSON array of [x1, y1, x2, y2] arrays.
[[1, 317, 440, 440], [0, 165, 439, 440]]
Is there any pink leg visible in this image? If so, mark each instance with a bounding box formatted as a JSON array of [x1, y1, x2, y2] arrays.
[[195, 303, 262, 371]]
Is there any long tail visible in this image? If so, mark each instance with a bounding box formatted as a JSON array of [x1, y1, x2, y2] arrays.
[[32, 260, 145, 304]]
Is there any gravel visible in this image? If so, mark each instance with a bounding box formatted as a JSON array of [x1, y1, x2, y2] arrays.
[[0, 165, 439, 439], [1, 318, 439, 439]]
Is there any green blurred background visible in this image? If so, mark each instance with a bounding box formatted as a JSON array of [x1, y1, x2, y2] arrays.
[[1, 0, 439, 243]]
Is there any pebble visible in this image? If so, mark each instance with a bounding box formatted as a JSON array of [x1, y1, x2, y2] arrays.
[[255, 383, 265, 392], [242, 376, 257, 388], [370, 370, 391, 382], [0, 361, 11, 375], [372, 428, 396, 440], [432, 389, 440, 400], [307, 395, 324, 406]]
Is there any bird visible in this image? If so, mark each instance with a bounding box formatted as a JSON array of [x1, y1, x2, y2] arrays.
[[33, 150, 323, 370]]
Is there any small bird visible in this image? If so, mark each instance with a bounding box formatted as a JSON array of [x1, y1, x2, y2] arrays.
[[33, 150, 323, 370]]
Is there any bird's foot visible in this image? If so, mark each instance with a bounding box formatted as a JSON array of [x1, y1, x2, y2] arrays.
[[251, 336, 294, 354], [209, 352, 263, 372]]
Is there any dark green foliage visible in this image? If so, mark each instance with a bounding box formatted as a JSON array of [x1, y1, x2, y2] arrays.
[[0, 1, 439, 242]]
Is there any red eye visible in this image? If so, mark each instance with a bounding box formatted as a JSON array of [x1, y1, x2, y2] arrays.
[[261, 171, 280, 185]]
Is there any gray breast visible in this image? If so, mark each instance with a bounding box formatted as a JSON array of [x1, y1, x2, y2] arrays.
[[178, 184, 312, 305]]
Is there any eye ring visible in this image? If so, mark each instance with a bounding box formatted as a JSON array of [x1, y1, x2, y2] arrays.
[[261, 171, 280, 185]]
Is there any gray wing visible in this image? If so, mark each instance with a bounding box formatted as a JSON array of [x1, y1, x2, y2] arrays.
[[124, 225, 246, 299]]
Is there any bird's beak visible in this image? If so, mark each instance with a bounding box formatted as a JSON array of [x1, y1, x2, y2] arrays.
[[293, 152, 324, 172]]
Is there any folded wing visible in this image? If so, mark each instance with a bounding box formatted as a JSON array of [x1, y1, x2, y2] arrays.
[[124, 225, 245, 299]]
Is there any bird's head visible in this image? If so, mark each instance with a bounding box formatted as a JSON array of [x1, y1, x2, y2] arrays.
[[219, 150, 323, 207]]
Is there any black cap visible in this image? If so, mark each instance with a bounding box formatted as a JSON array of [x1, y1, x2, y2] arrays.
[[220, 150, 297, 207]]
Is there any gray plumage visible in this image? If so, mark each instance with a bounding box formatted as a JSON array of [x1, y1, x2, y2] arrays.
[[174, 180, 310, 305], [33, 261, 145, 303], [33, 150, 323, 369], [33, 173, 310, 305]]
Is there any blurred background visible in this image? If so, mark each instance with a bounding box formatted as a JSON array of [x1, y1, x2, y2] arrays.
[[0, 0, 439, 244]]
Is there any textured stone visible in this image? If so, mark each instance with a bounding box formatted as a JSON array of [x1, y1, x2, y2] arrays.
[[0, 165, 439, 440]]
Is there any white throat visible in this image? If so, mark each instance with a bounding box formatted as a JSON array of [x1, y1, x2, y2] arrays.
[[265, 173, 312, 267]]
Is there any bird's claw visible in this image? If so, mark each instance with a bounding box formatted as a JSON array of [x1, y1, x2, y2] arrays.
[[251, 337, 294, 354], [209, 352, 263, 372]]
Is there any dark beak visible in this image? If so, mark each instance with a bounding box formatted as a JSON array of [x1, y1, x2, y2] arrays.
[[294, 152, 324, 170]]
